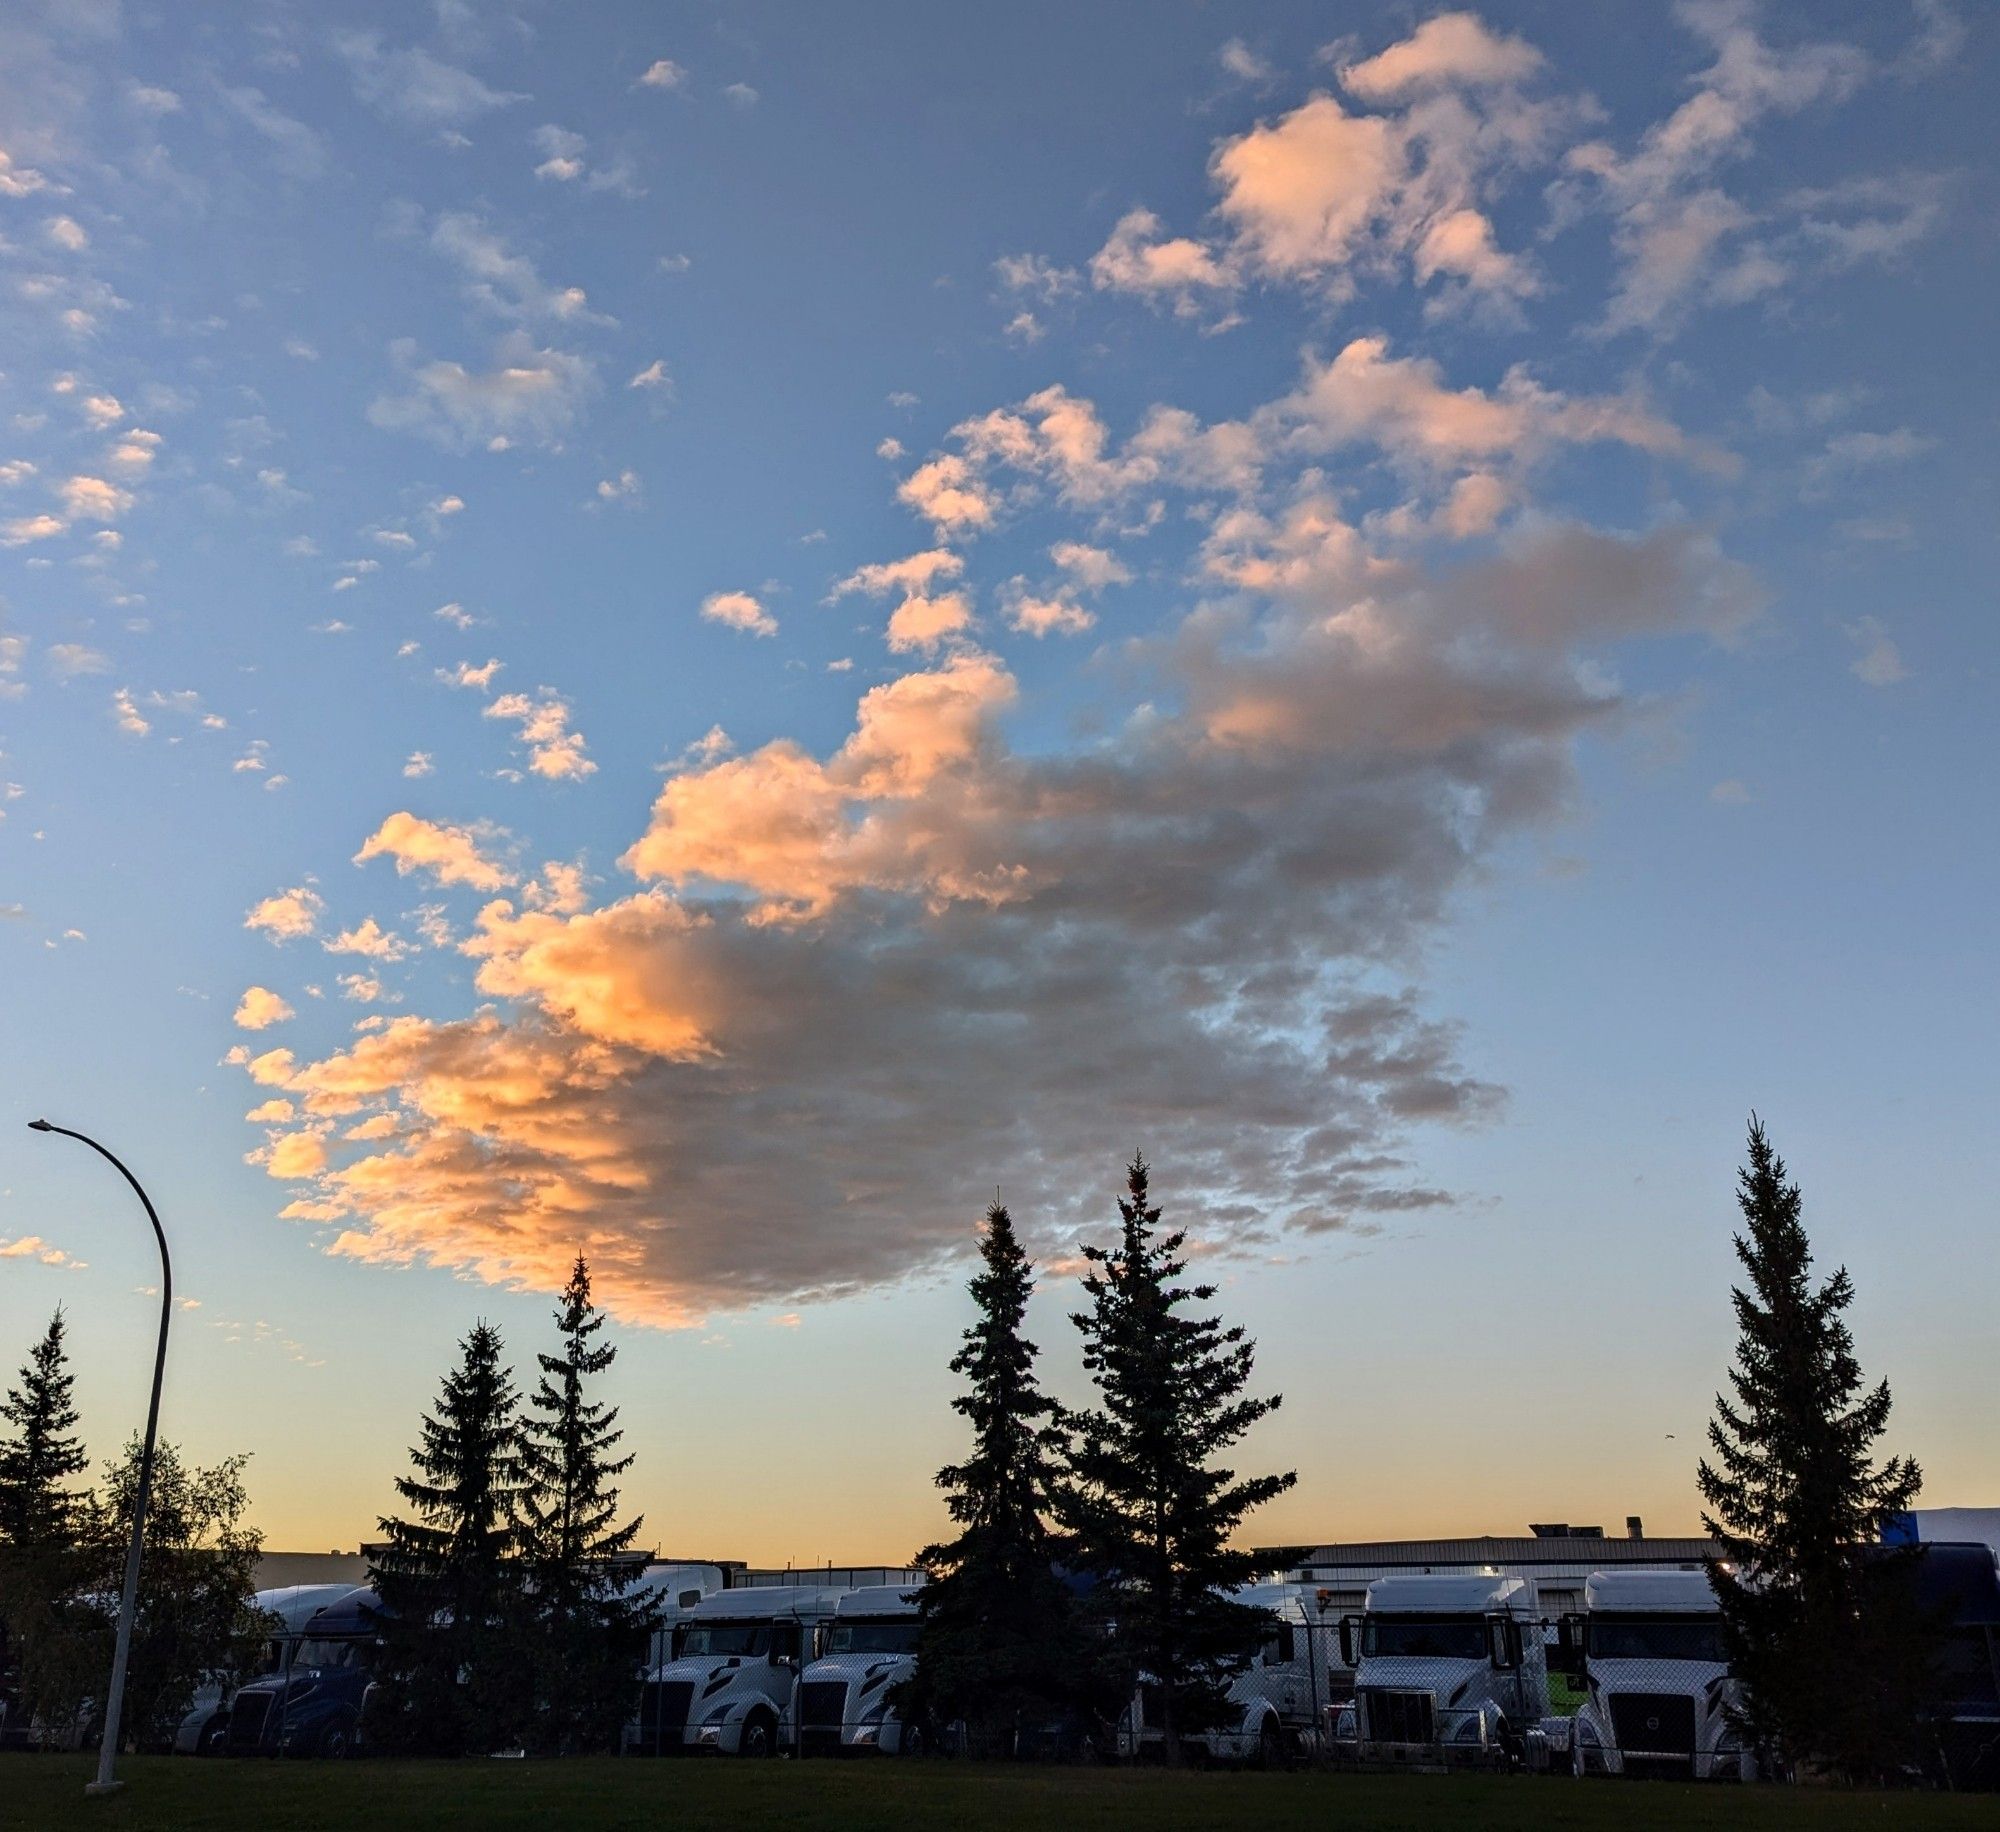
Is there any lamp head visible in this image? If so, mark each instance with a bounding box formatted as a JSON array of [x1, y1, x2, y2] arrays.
[[28, 1119, 53, 1132]]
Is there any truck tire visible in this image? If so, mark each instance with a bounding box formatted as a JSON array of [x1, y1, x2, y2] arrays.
[[319, 1718, 356, 1760], [738, 1712, 775, 1758], [1256, 1719, 1285, 1770], [900, 1722, 927, 1759]]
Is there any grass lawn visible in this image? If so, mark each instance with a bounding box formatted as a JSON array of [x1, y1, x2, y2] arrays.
[[2, 1757, 1993, 1832]]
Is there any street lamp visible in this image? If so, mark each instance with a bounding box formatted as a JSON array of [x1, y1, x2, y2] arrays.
[[28, 1120, 173, 1799]]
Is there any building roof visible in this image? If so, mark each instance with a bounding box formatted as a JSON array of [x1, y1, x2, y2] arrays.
[[1277, 1534, 1716, 1573]]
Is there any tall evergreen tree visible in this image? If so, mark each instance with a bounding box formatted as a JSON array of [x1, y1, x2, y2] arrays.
[[1061, 1156, 1296, 1763], [1698, 1117, 1927, 1783], [0, 1310, 89, 1552], [906, 1201, 1077, 1752], [0, 1310, 96, 1741], [514, 1256, 652, 1754], [370, 1320, 527, 1754]]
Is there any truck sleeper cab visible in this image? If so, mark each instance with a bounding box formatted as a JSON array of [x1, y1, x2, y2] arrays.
[[223, 1586, 384, 1759], [1337, 1573, 1559, 1770], [1121, 1582, 1345, 1766], [628, 1585, 845, 1756], [1566, 1568, 1750, 1781], [796, 1583, 926, 1756]]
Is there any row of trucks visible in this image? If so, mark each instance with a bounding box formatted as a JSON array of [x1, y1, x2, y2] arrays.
[[1331, 1568, 1750, 1777], [24, 1540, 1993, 1780]]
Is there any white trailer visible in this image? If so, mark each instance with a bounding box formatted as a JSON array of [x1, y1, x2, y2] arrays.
[[794, 1583, 926, 1756], [1336, 1572, 1562, 1769], [627, 1585, 845, 1757], [1567, 1568, 1752, 1780]]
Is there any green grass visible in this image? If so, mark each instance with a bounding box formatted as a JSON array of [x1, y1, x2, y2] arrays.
[[2, 1757, 1991, 1832]]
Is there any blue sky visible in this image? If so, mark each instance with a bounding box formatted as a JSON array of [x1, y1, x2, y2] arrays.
[[1, 1, 1993, 1559]]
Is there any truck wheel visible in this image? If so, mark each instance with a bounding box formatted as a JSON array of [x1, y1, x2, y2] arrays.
[[1257, 1720, 1285, 1769], [201, 1718, 230, 1756], [738, 1713, 775, 1758], [320, 1720, 355, 1760], [900, 1722, 927, 1759]]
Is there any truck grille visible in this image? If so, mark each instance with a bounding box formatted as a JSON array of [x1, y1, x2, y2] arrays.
[[633, 1680, 695, 1752], [1360, 1687, 1435, 1746], [1608, 1692, 1698, 1767], [800, 1681, 848, 1729], [226, 1690, 274, 1752]]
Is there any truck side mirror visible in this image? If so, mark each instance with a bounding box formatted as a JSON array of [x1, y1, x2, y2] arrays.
[[1486, 1616, 1521, 1671], [1552, 1613, 1586, 1677], [1338, 1616, 1359, 1668]]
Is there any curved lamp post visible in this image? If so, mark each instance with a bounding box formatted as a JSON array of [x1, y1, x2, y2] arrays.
[[28, 1120, 172, 1799]]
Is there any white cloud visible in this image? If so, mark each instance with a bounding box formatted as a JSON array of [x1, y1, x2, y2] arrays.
[[701, 591, 777, 638], [235, 985, 296, 1030], [368, 335, 596, 452], [1339, 12, 1545, 100], [245, 885, 324, 941], [334, 32, 526, 130], [1847, 616, 1909, 687], [484, 689, 597, 780], [638, 59, 687, 91]]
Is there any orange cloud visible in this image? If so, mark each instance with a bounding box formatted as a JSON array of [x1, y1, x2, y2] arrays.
[[355, 811, 513, 889]]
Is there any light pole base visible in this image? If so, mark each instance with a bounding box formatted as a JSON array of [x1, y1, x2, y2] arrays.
[[84, 1781, 126, 1798]]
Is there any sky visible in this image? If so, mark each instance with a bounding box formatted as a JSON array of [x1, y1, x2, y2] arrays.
[[0, 1, 1994, 1565]]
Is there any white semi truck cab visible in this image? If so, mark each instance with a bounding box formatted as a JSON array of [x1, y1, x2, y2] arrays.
[[1117, 1581, 1344, 1766], [795, 1583, 926, 1756], [627, 1585, 845, 1756], [1566, 1568, 1751, 1780], [1337, 1573, 1557, 1769]]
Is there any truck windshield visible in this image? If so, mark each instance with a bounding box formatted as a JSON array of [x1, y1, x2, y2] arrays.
[[1587, 1614, 1728, 1663], [292, 1638, 364, 1670], [676, 1622, 773, 1659], [825, 1620, 921, 1656], [1363, 1615, 1486, 1660]]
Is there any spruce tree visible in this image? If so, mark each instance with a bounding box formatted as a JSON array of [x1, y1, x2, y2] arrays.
[[370, 1320, 527, 1753], [0, 1310, 89, 1552], [514, 1256, 652, 1753], [1698, 1117, 1926, 1783], [1061, 1156, 1296, 1763], [0, 1309, 97, 1739], [907, 1201, 1077, 1753]]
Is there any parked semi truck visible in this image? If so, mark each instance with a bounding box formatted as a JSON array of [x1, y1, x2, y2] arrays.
[[1121, 1582, 1348, 1765], [796, 1583, 926, 1756], [1565, 1568, 1752, 1780], [223, 1585, 385, 1758], [173, 1583, 363, 1755], [626, 1585, 845, 1756], [1336, 1572, 1563, 1769]]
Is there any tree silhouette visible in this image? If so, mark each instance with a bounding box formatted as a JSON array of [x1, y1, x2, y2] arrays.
[[515, 1256, 652, 1753], [1699, 1117, 1926, 1782], [907, 1201, 1077, 1751], [1062, 1156, 1296, 1762]]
